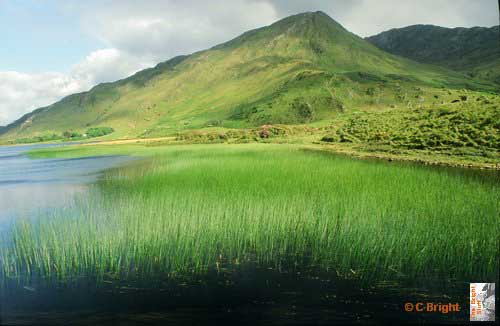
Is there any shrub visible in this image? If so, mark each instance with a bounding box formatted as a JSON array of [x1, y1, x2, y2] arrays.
[[63, 131, 82, 139], [334, 104, 499, 154], [86, 127, 114, 138], [259, 129, 270, 139], [292, 98, 315, 122], [320, 135, 337, 142]]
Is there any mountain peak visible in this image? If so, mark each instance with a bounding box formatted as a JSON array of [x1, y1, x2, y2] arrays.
[[288, 10, 331, 19], [271, 10, 346, 33], [214, 11, 351, 51]]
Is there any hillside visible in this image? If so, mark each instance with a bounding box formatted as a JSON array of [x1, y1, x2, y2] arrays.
[[366, 25, 500, 84], [0, 11, 497, 143]]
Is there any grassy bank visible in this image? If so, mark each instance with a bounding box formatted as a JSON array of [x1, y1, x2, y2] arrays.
[[1, 144, 498, 288]]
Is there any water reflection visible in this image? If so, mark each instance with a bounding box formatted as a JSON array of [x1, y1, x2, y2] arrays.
[[0, 144, 131, 228], [1, 266, 470, 325]]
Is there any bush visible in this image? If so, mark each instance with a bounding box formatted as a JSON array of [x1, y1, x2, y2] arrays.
[[334, 103, 499, 154], [259, 129, 270, 139], [63, 131, 82, 139], [320, 135, 337, 142], [86, 127, 114, 138], [14, 126, 114, 144], [15, 134, 62, 144], [292, 98, 315, 122]]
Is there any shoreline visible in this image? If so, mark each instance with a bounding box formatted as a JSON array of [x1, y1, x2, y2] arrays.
[[303, 144, 500, 171], [0, 136, 175, 147], [20, 136, 500, 171]]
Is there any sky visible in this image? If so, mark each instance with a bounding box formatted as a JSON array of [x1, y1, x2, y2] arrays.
[[0, 0, 498, 126]]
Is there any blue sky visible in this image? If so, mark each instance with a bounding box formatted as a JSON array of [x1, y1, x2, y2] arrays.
[[0, 0, 498, 125], [0, 1, 101, 72]]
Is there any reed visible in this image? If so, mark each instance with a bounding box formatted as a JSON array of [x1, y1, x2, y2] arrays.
[[1, 144, 498, 287]]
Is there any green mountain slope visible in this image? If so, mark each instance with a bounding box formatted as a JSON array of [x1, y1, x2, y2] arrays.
[[366, 25, 500, 84], [0, 12, 496, 141]]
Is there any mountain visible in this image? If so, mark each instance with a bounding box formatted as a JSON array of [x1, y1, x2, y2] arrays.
[[0, 11, 496, 141], [366, 25, 500, 84]]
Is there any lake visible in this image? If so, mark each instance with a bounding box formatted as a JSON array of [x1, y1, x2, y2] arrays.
[[0, 144, 131, 230]]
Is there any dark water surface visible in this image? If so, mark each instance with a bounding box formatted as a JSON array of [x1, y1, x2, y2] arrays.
[[0, 145, 496, 325], [0, 268, 474, 325]]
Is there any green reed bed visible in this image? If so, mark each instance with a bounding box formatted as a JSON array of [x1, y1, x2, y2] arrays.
[[1, 144, 498, 286]]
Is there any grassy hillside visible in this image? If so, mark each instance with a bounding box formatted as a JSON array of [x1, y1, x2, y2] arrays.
[[366, 25, 500, 84], [1, 12, 496, 143]]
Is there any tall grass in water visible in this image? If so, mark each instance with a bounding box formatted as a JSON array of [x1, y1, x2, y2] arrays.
[[1, 144, 498, 286]]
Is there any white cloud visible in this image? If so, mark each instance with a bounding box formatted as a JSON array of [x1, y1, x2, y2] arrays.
[[80, 0, 278, 62], [0, 71, 74, 125], [0, 48, 147, 125], [71, 48, 151, 87]]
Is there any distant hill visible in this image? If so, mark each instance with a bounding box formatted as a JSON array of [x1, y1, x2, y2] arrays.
[[0, 12, 496, 141], [366, 25, 500, 84]]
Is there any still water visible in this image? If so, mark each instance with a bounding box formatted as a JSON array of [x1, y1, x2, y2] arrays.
[[0, 144, 131, 230]]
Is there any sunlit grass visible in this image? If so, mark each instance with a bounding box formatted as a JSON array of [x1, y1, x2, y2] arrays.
[[1, 144, 498, 287]]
